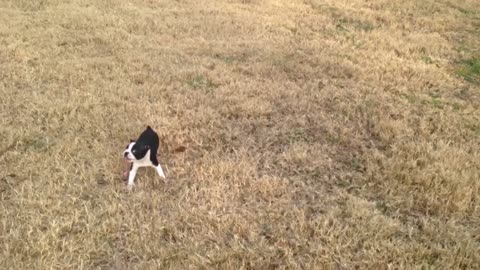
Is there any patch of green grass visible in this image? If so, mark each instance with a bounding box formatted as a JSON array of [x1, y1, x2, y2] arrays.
[[270, 53, 294, 66], [466, 124, 480, 136], [446, 2, 479, 17], [335, 179, 350, 188], [351, 157, 364, 172], [452, 103, 461, 111], [214, 54, 235, 64], [402, 93, 448, 109], [287, 128, 310, 143], [456, 58, 480, 84], [335, 22, 349, 32], [401, 94, 419, 105], [456, 44, 474, 54], [430, 97, 444, 109], [213, 53, 249, 64], [269, 54, 300, 76], [186, 74, 217, 91], [421, 97, 444, 109], [307, 1, 339, 16], [13, 0, 49, 11], [422, 56, 433, 64], [22, 135, 54, 152], [309, 2, 375, 33], [375, 200, 389, 214], [336, 17, 375, 32], [353, 20, 375, 32]]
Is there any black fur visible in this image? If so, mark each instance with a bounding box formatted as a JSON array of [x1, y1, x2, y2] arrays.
[[127, 126, 159, 164]]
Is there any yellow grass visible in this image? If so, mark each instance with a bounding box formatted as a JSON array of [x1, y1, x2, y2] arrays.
[[1, 0, 479, 268]]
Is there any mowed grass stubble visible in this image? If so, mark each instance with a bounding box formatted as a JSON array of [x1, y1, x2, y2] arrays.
[[0, 0, 479, 269]]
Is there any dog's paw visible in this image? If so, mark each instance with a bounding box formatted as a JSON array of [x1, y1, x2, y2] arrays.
[[156, 167, 166, 179], [127, 184, 134, 191]]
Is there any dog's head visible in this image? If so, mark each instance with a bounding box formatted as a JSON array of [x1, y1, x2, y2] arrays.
[[123, 140, 150, 162]]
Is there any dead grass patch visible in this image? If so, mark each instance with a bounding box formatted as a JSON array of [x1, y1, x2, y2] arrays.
[[457, 57, 480, 84], [1, 0, 480, 269]]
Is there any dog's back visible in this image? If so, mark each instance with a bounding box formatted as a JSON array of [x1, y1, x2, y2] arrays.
[[138, 126, 159, 153]]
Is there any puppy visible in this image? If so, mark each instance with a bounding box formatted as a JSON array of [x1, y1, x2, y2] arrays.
[[123, 126, 166, 190]]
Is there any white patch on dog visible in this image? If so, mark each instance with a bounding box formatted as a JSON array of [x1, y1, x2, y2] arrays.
[[123, 142, 136, 162], [125, 147, 153, 188]]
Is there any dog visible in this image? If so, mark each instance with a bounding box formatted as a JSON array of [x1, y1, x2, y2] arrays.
[[123, 126, 166, 190]]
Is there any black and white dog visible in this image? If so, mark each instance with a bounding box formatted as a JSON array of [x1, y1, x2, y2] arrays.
[[123, 126, 166, 190]]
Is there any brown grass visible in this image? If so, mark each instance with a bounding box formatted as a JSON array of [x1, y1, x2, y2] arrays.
[[1, 0, 480, 269]]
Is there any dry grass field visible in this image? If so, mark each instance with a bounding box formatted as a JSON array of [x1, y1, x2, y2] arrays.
[[1, 0, 480, 269]]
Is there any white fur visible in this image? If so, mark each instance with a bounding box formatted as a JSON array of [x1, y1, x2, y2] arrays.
[[123, 143, 166, 190], [124, 142, 136, 161], [156, 164, 166, 179]]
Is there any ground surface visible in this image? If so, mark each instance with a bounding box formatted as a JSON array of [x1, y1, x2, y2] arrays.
[[1, 0, 480, 269]]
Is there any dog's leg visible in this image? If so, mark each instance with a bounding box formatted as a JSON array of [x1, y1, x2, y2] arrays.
[[127, 165, 138, 190], [151, 155, 166, 179], [123, 162, 133, 180], [156, 164, 166, 179]]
